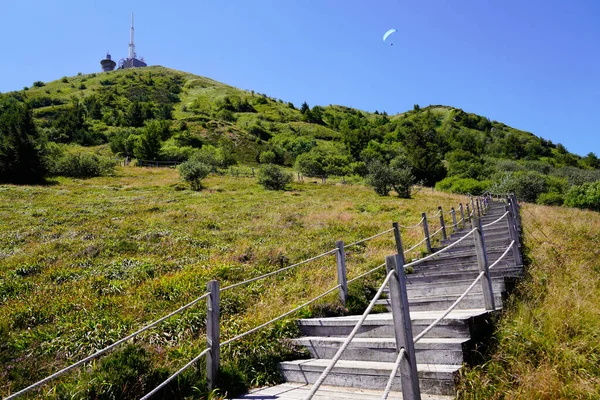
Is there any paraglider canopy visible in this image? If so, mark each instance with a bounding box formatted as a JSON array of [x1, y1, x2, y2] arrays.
[[383, 28, 397, 44]]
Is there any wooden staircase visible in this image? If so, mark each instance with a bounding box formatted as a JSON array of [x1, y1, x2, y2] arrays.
[[235, 201, 521, 399]]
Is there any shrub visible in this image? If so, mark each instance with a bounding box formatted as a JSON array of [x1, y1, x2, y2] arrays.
[[564, 181, 600, 211], [179, 159, 211, 190], [435, 176, 490, 195], [50, 152, 115, 178], [32, 81, 45, 87], [259, 150, 276, 164], [537, 192, 565, 206], [258, 164, 293, 190]]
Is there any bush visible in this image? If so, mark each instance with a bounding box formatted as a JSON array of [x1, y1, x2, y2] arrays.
[[179, 159, 211, 190], [259, 150, 277, 164], [435, 176, 490, 195], [258, 164, 293, 190], [537, 192, 564, 206], [564, 181, 600, 211], [50, 152, 115, 178], [32, 81, 45, 87]]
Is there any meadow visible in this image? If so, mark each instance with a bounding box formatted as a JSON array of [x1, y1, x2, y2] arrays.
[[0, 166, 464, 399]]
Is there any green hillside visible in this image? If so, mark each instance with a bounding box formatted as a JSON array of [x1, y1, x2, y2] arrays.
[[2, 66, 600, 205]]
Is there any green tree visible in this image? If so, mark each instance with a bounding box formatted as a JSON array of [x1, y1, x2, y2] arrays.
[[134, 122, 163, 160], [366, 159, 415, 198], [0, 99, 47, 183], [125, 101, 145, 127]]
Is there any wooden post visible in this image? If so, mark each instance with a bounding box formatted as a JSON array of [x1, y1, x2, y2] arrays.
[[421, 212, 432, 254], [505, 205, 523, 266], [206, 280, 220, 391], [392, 222, 406, 264], [466, 204, 471, 224], [335, 241, 348, 306], [252, 167, 255, 177], [470, 196, 475, 217], [459, 203, 465, 229], [476, 198, 482, 217], [472, 217, 495, 311], [385, 255, 421, 400], [451, 207, 458, 232], [438, 206, 447, 241]]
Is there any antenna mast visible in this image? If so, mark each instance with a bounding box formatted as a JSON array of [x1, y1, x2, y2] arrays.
[[128, 13, 135, 59]]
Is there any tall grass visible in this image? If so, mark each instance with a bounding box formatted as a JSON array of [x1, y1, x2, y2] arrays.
[[457, 203, 600, 399], [0, 166, 464, 398]]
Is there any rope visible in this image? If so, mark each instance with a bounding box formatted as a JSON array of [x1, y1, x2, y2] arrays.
[[381, 348, 406, 399], [304, 270, 396, 400], [221, 284, 342, 347], [220, 249, 337, 292], [413, 239, 516, 343], [403, 235, 429, 254], [344, 228, 394, 249], [404, 228, 477, 269], [430, 209, 442, 218], [4, 291, 210, 400], [347, 263, 386, 284], [481, 211, 509, 228], [413, 271, 485, 343], [139, 348, 210, 400], [397, 217, 424, 230], [488, 241, 515, 270], [429, 226, 444, 238]]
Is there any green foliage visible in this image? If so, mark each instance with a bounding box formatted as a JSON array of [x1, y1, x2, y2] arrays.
[[134, 121, 166, 161], [294, 143, 351, 177], [178, 159, 211, 190], [259, 150, 276, 164], [86, 345, 168, 400], [0, 99, 47, 183], [257, 164, 293, 190], [435, 176, 490, 195], [125, 100, 145, 127], [32, 81, 45, 87], [489, 171, 548, 203], [564, 181, 600, 211], [537, 192, 564, 206], [366, 159, 415, 198], [50, 151, 115, 178]]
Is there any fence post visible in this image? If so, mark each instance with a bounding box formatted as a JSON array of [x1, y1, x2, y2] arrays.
[[459, 203, 465, 229], [206, 280, 220, 391], [509, 194, 521, 232], [252, 168, 255, 177], [335, 241, 348, 306], [466, 204, 471, 225], [471, 217, 495, 311], [470, 196, 475, 217], [451, 207, 458, 232], [392, 222, 406, 264], [505, 205, 523, 266], [438, 206, 447, 241], [385, 255, 421, 400], [421, 212, 432, 254], [476, 197, 482, 217]]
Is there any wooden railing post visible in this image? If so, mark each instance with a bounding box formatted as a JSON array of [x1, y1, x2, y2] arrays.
[[459, 203, 465, 229], [385, 255, 421, 400], [451, 207, 458, 232], [466, 204, 471, 225], [392, 222, 406, 264], [335, 241, 348, 306], [505, 205, 523, 266], [470, 196, 475, 217], [476, 197, 482, 217], [206, 280, 220, 391], [438, 206, 447, 241], [471, 217, 495, 311], [421, 212, 432, 254]]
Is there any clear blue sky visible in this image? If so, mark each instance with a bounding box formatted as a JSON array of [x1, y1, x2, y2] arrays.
[[1, 0, 598, 156]]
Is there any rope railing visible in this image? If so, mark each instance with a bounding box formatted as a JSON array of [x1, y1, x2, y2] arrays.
[[347, 262, 386, 285], [403, 235, 429, 254], [404, 228, 477, 269], [429, 226, 444, 239], [4, 291, 211, 400], [397, 216, 424, 230], [139, 348, 210, 400], [481, 211, 509, 228], [220, 248, 337, 293], [344, 228, 394, 249], [488, 241, 515, 271], [381, 348, 406, 400], [304, 269, 396, 399], [221, 284, 342, 347]]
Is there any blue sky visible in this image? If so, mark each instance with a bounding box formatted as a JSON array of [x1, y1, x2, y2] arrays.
[[1, 0, 598, 156]]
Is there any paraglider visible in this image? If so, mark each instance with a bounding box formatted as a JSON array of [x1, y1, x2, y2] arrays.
[[383, 28, 397, 46]]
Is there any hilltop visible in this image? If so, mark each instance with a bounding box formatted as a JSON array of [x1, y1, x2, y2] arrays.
[[1, 66, 599, 204]]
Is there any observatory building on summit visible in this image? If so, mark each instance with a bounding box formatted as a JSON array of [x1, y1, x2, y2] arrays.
[[100, 13, 147, 72]]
